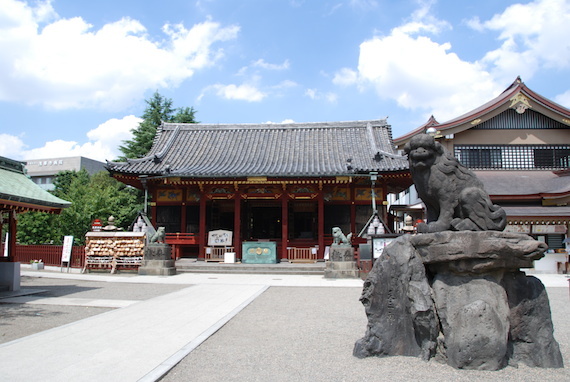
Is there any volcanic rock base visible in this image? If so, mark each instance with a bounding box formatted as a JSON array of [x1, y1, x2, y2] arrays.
[[353, 232, 563, 370]]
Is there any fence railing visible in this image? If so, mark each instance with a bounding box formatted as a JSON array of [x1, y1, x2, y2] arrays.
[[287, 247, 318, 263], [11, 244, 85, 268], [204, 246, 234, 262]]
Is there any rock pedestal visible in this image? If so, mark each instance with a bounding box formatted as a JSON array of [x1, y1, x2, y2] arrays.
[[353, 231, 563, 370], [324, 246, 359, 278], [138, 244, 176, 276]]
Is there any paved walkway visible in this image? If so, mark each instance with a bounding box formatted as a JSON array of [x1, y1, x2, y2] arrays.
[[0, 269, 364, 382], [0, 282, 268, 382]]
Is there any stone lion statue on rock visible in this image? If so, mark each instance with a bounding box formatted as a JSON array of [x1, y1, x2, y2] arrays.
[[404, 134, 507, 233]]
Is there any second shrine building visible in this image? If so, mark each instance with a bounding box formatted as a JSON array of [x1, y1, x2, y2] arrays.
[[107, 120, 411, 261]]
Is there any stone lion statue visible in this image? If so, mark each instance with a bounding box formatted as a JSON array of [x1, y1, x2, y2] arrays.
[[404, 134, 507, 233], [332, 227, 352, 245], [150, 227, 166, 243]]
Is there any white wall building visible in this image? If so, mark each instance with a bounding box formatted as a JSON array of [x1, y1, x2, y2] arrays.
[[25, 157, 106, 190]]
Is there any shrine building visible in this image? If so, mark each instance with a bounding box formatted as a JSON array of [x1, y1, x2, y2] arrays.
[[391, 77, 570, 273], [107, 120, 411, 262]]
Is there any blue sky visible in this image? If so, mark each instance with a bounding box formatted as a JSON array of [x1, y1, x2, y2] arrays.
[[1, 0, 569, 162]]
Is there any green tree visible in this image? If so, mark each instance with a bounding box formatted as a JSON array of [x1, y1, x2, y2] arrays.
[[118, 91, 198, 160], [51, 170, 79, 196], [15, 212, 59, 245], [173, 106, 198, 123]]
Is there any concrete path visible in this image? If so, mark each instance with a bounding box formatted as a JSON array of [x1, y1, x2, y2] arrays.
[[0, 283, 268, 382], [0, 294, 138, 308]]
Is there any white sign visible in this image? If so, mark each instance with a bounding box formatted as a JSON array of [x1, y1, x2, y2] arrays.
[[532, 225, 567, 234], [3, 233, 8, 257], [61, 236, 74, 262], [373, 237, 397, 259], [208, 230, 233, 246], [504, 224, 531, 234]]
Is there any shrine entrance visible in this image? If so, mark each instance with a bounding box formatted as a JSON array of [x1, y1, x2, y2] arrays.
[[243, 201, 281, 240]]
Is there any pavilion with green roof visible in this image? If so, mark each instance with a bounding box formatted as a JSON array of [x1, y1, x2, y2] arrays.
[[0, 156, 70, 291]]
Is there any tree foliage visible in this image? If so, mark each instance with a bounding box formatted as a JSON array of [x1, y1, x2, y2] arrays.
[[118, 91, 198, 160], [17, 170, 143, 245]]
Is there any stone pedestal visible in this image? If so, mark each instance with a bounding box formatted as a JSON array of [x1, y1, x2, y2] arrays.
[[138, 244, 176, 276], [325, 246, 359, 278], [354, 232, 563, 370], [0, 262, 20, 291]]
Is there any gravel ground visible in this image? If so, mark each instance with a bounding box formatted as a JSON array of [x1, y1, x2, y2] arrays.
[[0, 275, 188, 344], [162, 286, 570, 382]]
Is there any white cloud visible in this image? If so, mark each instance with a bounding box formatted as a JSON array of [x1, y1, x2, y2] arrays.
[[555, 90, 570, 109], [357, 30, 497, 118], [477, 0, 570, 82], [273, 80, 298, 89], [0, 133, 27, 158], [336, 16, 496, 120], [264, 119, 296, 124], [210, 83, 266, 102], [333, 0, 570, 124], [0, 0, 239, 110], [86, 115, 142, 156], [304, 88, 337, 103], [333, 68, 358, 86], [8, 115, 141, 162], [252, 59, 290, 71]]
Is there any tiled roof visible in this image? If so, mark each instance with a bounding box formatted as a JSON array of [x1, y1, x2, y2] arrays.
[[476, 170, 570, 197], [0, 157, 71, 211], [107, 120, 408, 178], [503, 206, 570, 218]]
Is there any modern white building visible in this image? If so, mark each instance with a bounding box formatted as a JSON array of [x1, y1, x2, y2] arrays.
[[25, 156, 106, 190]]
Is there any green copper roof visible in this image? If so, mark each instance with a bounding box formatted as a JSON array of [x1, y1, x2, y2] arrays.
[[0, 157, 71, 210]]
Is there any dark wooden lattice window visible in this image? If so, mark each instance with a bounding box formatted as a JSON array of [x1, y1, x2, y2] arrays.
[[454, 145, 570, 170]]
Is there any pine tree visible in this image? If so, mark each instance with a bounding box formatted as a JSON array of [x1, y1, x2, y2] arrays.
[[118, 92, 198, 160]]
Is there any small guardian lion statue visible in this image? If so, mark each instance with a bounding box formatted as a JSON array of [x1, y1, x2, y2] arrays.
[[404, 134, 507, 233], [150, 227, 166, 244], [332, 227, 353, 245]]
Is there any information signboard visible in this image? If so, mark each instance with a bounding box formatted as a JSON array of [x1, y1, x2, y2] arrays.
[[61, 235, 73, 272], [208, 230, 233, 246]]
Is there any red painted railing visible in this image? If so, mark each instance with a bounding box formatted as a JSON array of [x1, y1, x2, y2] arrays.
[[165, 233, 198, 245], [12, 244, 85, 268]]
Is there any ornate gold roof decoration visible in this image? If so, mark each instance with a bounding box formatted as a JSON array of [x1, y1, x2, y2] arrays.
[[509, 92, 532, 114]]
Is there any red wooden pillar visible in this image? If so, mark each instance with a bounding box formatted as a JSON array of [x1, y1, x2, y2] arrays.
[[318, 190, 325, 259], [198, 193, 207, 260], [233, 192, 241, 260], [281, 194, 289, 261]]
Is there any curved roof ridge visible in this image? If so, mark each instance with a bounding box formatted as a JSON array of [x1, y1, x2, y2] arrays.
[[112, 125, 182, 166], [161, 119, 389, 131], [394, 77, 570, 145]]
